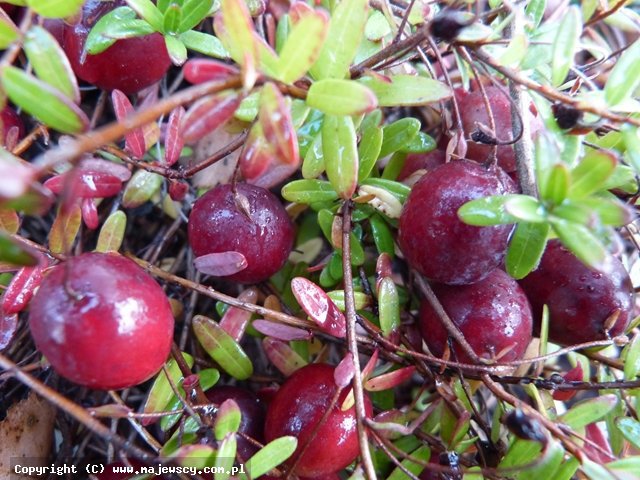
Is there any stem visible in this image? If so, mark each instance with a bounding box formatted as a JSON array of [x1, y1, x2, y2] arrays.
[[341, 201, 377, 480]]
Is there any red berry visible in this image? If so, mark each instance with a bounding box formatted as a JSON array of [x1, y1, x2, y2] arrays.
[[398, 160, 516, 285], [28, 252, 174, 390], [63, 0, 171, 95], [205, 386, 266, 459], [398, 149, 446, 182], [264, 364, 373, 478], [519, 239, 633, 345], [458, 85, 543, 172], [188, 183, 294, 283], [419, 269, 533, 364]]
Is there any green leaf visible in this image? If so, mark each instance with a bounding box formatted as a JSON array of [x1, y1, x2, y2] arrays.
[[458, 194, 521, 226], [359, 74, 452, 107], [361, 178, 410, 203], [0, 208, 19, 234], [84, 7, 146, 55], [559, 394, 618, 429], [96, 211, 127, 253], [276, 11, 328, 84], [550, 218, 607, 270], [179, 30, 228, 58], [179, 0, 214, 32], [163, 4, 182, 34], [605, 39, 640, 107], [26, 0, 83, 18], [307, 79, 377, 116], [245, 437, 298, 478], [370, 214, 394, 257], [504, 196, 546, 223], [506, 222, 549, 279], [214, 399, 242, 440], [1, 66, 88, 134], [525, 0, 546, 29], [0, 231, 39, 266], [125, 0, 164, 32], [569, 150, 617, 199], [193, 315, 253, 380], [387, 445, 430, 480], [143, 352, 194, 420], [218, 0, 257, 67], [49, 204, 81, 254], [215, 435, 236, 480], [365, 10, 391, 41], [401, 131, 437, 154], [122, 170, 163, 208], [302, 134, 324, 179], [607, 457, 640, 477], [24, 26, 79, 103], [578, 197, 634, 226], [310, 0, 368, 79], [281, 179, 338, 204], [322, 115, 358, 199], [622, 124, 640, 173], [539, 163, 570, 205], [164, 34, 188, 65], [616, 417, 640, 449], [379, 118, 420, 158], [551, 6, 581, 86], [0, 15, 18, 49], [357, 124, 382, 181], [623, 334, 640, 380], [378, 277, 399, 337]]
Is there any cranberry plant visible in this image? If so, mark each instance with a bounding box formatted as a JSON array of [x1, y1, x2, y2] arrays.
[[1, 0, 640, 479]]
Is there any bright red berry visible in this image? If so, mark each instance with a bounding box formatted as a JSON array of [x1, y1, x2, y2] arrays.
[[419, 269, 533, 364], [188, 183, 295, 284], [29, 252, 174, 390], [398, 160, 515, 285], [63, 0, 171, 95], [264, 363, 373, 478], [519, 240, 634, 346]]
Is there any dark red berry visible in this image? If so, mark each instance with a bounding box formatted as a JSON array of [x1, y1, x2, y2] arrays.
[[398, 160, 516, 285], [457, 86, 543, 172], [29, 252, 174, 390], [419, 269, 533, 364], [264, 363, 373, 478], [63, 0, 171, 95], [519, 239, 633, 345], [206, 386, 266, 459], [188, 183, 294, 283], [398, 149, 446, 182]]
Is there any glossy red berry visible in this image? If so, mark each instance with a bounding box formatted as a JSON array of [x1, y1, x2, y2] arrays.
[[519, 239, 634, 345], [419, 269, 533, 364], [457, 86, 543, 172], [206, 386, 266, 459], [264, 363, 373, 478], [63, 0, 171, 95], [188, 183, 295, 283], [398, 160, 516, 285], [29, 252, 174, 390]]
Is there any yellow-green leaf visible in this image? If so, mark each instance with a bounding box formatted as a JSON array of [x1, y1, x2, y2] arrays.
[[96, 210, 127, 252]]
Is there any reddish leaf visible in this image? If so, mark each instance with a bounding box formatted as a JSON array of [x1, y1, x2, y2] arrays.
[[219, 288, 257, 342], [364, 366, 416, 391], [0, 208, 19, 234], [262, 337, 307, 376], [168, 180, 188, 201], [259, 83, 299, 167], [361, 349, 379, 381], [181, 91, 242, 144], [240, 123, 273, 180], [552, 363, 583, 401], [164, 106, 185, 167], [2, 263, 45, 315], [289, 1, 315, 23], [290, 277, 346, 338], [80, 158, 131, 181], [183, 59, 239, 84], [49, 203, 82, 254], [375, 252, 393, 291], [0, 308, 18, 350], [584, 423, 615, 464], [252, 319, 312, 341], [44, 170, 123, 198], [81, 198, 99, 230], [248, 162, 299, 189], [194, 252, 248, 277], [335, 353, 355, 388], [111, 90, 146, 159]]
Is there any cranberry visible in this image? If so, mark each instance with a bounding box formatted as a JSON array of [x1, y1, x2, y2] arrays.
[[188, 183, 294, 283], [264, 364, 373, 478], [1, 105, 24, 147], [206, 386, 266, 459], [457, 86, 543, 172], [419, 269, 533, 364], [28, 252, 174, 390], [398, 160, 516, 285], [63, 0, 171, 95], [519, 239, 633, 345], [398, 150, 446, 182]]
